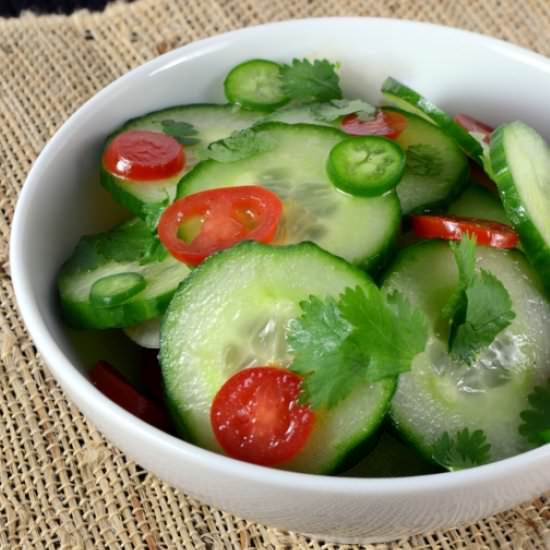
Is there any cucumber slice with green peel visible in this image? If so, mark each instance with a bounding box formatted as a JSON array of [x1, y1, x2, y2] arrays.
[[177, 123, 401, 270], [327, 136, 405, 197], [383, 241, 550, 465], [448, 185, 510, 226], [160, 241, 396, 474], [58, 218, 190, 329], [384, 108, 469, 214], [101, 104, 265, 221], [381, 77, 484, 163], [224, 59, 288, 111], [490, 121, 550, 287], [124, 317, 161, 349]]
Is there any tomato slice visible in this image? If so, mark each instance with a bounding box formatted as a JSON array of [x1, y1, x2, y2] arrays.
[[90, 360, 171, 431], [341, 111, 408, 139], [211, 366, 315, 466], [454, 114, 493, 144], [410, 214, 519, 249], [158, 185, 283, 266], [103, 130, 185, 181]]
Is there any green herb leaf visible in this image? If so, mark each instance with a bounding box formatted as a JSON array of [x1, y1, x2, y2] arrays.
[[160, 119, 200, 146], [445, 236, 515, 365], [142, 198, 170, 231], [432, 428, 491, 470], [280, 58, 342, 103], [204, 128, 273, 162], [61, 238, 102, 274], [61, 218, 166, 275], [519, 380, 550, 445], [339, 287, 429, 381], [287, 285, 428, 410], [309, 99, 375, 122], [95, 218, 153, 263]]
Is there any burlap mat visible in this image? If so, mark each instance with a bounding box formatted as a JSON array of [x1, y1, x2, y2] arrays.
[[1, 0, 550, 548]]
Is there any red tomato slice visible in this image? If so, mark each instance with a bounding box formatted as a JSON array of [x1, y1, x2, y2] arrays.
[[158, 185, 283, 266], [341, 111, 408, 139], [410, 215, 519, 249], [454, 114, 493, 144], [90, 360, 171, 431], [211, 366, 315, 466], [103, 130, 185, 181]]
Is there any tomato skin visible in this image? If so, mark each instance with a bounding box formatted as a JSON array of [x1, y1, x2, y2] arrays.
[[90, 360, 171, 431], [158, 186, 283, 266], [454, 114, 493, 144], [341, 111, 408, 139], [211, 366, 315, 466], [410, 215, 519, 249], [103, 130, 185, 181]]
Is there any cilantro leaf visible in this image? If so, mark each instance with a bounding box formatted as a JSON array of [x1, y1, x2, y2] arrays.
[[95, 218, 152, 263], [140, 236, 169, 264], [519, 380, 550, 445], [160, 119, 200, 146], [445, 236, 515, 365], [61, 238, 101, 274], [142, 197, 170, 231], [287, 295, 361, 409], [309, 99, 375, 122], [338, 287, 429, 381], [203, 129, 273, 162], [280, 58, 342, 103], [432, 428, 491, 470], [61, 218, 166, 275], [287, 286, 428, 410]]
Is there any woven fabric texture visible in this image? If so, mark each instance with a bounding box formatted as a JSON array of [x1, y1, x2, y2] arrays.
[[1, 0, 550, 548]]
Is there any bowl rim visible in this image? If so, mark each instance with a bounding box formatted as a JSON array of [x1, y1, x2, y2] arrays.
[[10, 16, 550, 496]]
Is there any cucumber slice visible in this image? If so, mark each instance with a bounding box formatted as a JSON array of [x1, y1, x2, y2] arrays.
[[161, 241, 395, 474], [327, 136, 405, 197], [383, 241, 550, 464], [385, 108, 469, 214], [448, 185, 510, 226], [490, 121, 550, 286], [124, 317, 161, 349], [177, 123, 400, 270], [101, 104, 264, 221], [382, 77, 484, 163], [224, 59, 288, 111], [58, 218, 190, 329]]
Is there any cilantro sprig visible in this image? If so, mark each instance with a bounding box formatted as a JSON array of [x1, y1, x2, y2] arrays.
[[62, 218, 167, 275], [287, 285, 428, 410], [160, 119, 200, 146], [444, 236, 515, 365], [432, 428, 491, 470], [280, 58, 342, 103], [202, 128, 273, 162], [309, 99, 375, 122], [519, 380, 550, 446]]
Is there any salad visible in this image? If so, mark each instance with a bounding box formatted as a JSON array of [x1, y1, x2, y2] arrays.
[[58, 57, 550, 475]]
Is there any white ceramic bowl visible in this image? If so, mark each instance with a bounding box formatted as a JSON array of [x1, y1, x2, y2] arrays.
[[10, 18, 550, 543]]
